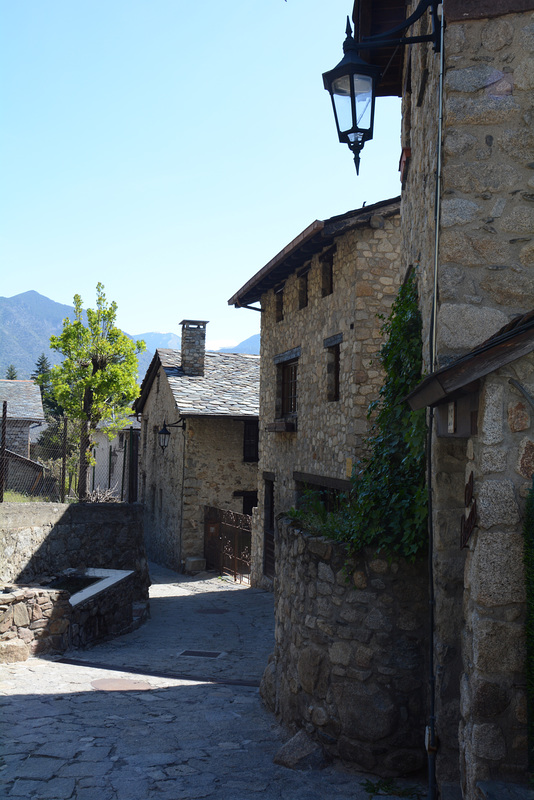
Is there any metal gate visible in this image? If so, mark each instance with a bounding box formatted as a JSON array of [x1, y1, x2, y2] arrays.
[[204, 506, 252, 584]]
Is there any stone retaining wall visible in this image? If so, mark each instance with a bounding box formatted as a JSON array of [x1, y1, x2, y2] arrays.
[[0, 502, 150, 600], [260, 519, 429, 776], [0, 570, 141, 662]]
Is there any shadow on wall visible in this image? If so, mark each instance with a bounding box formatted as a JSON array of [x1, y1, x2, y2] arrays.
[[0, 502, 150, 660]]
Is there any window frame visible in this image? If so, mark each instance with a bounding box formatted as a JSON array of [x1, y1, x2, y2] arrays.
[[298, 266, 309, 310], [243, 419, 259, 463], [320, 247, 336, 297], [281, 359, 298, 417], [324, 333, 343, 403], [275, 284, 284, 322]]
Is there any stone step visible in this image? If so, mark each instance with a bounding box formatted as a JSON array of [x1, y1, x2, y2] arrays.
[[0, 639, 29, 663]]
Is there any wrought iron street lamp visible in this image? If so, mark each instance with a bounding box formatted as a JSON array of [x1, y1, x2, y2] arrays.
[[322, 18, 381, 175], [158, 418, 186, 453], [323, 0, 442, 174]]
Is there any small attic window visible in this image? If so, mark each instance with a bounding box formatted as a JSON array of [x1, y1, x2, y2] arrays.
[[298, 267, 309, 310], [320, 247, 335, 297], [275, 284, 284, 322]]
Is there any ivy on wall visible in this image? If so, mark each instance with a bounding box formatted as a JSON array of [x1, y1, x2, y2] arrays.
[[289, 269, 428, 560]]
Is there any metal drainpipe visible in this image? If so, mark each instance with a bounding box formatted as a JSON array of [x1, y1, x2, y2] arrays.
[[427, 7, 445, 800]]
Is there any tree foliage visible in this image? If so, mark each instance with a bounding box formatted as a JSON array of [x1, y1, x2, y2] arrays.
[[289, 270, 428, 560], [5, 364, 17, 380], [49, 283, 145, 498], [32, 352, 61, 417]]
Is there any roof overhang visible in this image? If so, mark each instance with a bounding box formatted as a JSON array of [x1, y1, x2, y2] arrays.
[[407, 312, 534, 410], [229, 197, 400, 308]]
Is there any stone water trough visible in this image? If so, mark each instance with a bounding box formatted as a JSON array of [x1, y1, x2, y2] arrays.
[[0, 567, 148, 663]]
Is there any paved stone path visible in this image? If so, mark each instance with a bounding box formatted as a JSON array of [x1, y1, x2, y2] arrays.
[[0, 564, 421, 799]]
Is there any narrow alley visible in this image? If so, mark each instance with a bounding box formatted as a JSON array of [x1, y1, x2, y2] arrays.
[[0, 564, 421, 799]]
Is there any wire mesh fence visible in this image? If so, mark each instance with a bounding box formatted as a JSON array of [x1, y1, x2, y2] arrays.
[[0, 404, 139, 503]]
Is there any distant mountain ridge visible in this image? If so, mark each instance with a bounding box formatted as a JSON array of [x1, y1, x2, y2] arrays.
[[218, 334, 260, 355], [0, 291, 260, 380]]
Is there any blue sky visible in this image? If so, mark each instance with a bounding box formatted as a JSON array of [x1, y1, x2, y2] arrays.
[[1, 1, 401, 349]]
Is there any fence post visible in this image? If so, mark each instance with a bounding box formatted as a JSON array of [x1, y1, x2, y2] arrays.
[[121, 433, 128, 501], [60, 417, 67, 503], [0, 401, 6, 502]]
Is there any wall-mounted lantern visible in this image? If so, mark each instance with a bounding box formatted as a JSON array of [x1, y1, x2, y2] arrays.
[[323, 0, 441, 174], [158, 418, 186, 453], [322, 18, 381, 175]]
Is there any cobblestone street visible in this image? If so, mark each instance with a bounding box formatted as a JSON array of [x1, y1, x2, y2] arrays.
[[0, 564, 419, 799]]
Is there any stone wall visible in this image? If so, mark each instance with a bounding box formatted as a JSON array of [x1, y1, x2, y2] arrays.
[[0, 571, 140, 662], [0, 586, 71, 662], [459, 361, 530, 796], [251, 209, 403, 588], [400, 5, 534, 788], [438, 9, 534, 358], [260, 519, 429, 777], [5, 420, 32, 458], [182, 415, 257, 559], [0, 502, 150, 601]]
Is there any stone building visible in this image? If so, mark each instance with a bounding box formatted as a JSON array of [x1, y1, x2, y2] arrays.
[[0, 380, 46, 495], [90, 416, 140, 501], [352, 0, 534, 795], [228, 197, 402, 589], [0, 380, 45, 458], [133, 320, 260, 573]]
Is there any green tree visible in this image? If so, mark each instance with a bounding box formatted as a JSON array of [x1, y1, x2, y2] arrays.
[[5, 364, 17, 380], [32, 352, 61, 416], [49, 283, 145, 499]]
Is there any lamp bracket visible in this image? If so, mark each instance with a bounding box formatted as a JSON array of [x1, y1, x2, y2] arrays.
[[509, 379, 534, 411], [166, 418, 186, 429], [355, 0, 441, 53]]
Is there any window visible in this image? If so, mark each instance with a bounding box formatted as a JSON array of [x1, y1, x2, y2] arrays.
[[326, 344, 340, 401], [320, 247, 335, 297], [275, 285, 284, 322], [296, 481, 342, 513], [243, 420, 259, 462], [294, 471, 352, 514], [298, 268, 309, 309], [270, 347, 301, 430], [242, 491, 258, 516], [281, 359, 298, 416], [324, 333, 342, 402]]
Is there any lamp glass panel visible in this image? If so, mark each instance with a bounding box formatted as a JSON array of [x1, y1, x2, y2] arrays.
[[159, 429, 170, 450], [352, 74, 373, 130], [331, 75, 353, 133]]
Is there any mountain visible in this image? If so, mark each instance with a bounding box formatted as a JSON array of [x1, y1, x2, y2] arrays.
[[218, 334, 260, 355], [0, 292, 260, 380], [0, 291, 75, 379], [132, 332, 181, 353], [0, 291, 151, 379]]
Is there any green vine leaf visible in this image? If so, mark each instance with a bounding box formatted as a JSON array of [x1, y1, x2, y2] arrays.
[[288, 270, 428, 561]]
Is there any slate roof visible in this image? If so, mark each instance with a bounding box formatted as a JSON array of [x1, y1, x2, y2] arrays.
[[0, 380, 45, 422], [134, 349, 259, 418]]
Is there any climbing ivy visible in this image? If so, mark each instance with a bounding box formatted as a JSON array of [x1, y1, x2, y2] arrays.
[[289, 269, 428, 560], [523, 480, 534, 779]]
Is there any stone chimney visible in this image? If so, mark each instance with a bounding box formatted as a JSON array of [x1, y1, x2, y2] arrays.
[[180, 320, 208, 376]]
